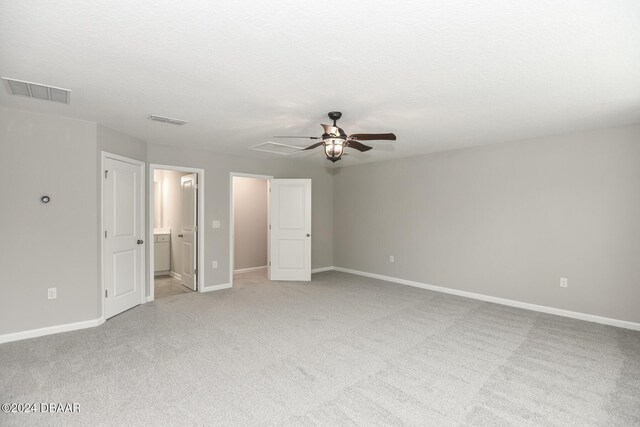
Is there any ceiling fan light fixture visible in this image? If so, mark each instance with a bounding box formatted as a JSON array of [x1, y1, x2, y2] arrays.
[[324, 138, 344, 162]]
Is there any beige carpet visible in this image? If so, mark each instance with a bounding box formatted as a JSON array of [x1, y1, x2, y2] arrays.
[[1, 270, 639, 426]]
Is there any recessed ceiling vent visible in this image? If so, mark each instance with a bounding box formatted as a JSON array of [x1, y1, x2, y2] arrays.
[[148, 114, 188, 125], [2, 77, 71, 104]]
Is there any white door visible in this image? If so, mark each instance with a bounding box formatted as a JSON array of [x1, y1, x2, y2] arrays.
[[269, 179, 311, 281], [180, 174, 198, 291], [103, 156, 145, 319]]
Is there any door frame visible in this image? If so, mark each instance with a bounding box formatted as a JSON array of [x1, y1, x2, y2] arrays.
[[100, 152, 146, 319], [148, 164, 206, 301], [229, 172, 273, 288]]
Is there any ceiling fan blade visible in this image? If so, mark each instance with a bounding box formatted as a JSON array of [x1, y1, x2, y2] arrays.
[[273, 136, 321, 139], [303, 141, 324, 150], [348, 133, 396, 141], [346, 140, 373, 152]]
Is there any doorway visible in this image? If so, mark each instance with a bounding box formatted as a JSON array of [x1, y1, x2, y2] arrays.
[[230, 173, 272, 286], [149, 164, 205, 301], [230, 174, 313, 286]]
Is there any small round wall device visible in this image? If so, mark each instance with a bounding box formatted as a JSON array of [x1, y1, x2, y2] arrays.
[[41, 195, 50, 203]]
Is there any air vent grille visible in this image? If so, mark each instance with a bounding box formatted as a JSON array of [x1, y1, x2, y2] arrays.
[[148, 115, 188, 125], [2, 77, 70, 104]]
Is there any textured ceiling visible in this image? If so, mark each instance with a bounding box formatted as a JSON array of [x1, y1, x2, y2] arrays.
[[1, 1, 639, 166]]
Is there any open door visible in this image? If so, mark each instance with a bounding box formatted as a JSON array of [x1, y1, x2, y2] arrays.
[[180, 173, 198, 290], [269, 179, 311, 281], [103, 155, 145, 319]]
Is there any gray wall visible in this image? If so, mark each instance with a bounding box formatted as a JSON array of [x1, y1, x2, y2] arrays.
[[147, 143, 334, 286], [233, 177, 268, 270], [334, 125, 640, 323], [97, 124, 147, 162], [0, 108, 99, 334]]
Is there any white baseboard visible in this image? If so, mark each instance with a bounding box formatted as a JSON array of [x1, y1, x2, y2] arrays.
[[200, 283, 232, 293], [0, 317, 105, 344], [234, 265, 267, 274], [169, 271, 181, 280], [311, 266, 335, 274], [333, 266, 640, 331], [145, 295, 153, 302], [154, 270, 169, 277]]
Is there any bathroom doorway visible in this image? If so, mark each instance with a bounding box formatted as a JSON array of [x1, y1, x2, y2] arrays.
[[149, 165, 205, 300]]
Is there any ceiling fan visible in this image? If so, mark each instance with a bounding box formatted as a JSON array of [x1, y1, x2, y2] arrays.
[[274, 111, 396, 162]]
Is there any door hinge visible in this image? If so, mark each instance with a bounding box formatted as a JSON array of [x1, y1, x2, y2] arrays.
[[105, 290, 108, 298], [104, 170, 108, 179], [269, 261, 271, 267], [194, 225, 198, 232], [269, 225, 271, 230], [104, 230, 107, 238], [194, 268, 198, 276]]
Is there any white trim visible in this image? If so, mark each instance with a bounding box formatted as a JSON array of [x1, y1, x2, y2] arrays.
[[200, 283, 232, 293], [311, 266, 335, 274], [333, 267, 640, 331], [229, 172, 273, 288], [149, 164, 205, 302], [154, 271, 170, 277], [0, 317, 105, 344], [169, 271, 182, 280], [101, 152, 146, 320], [234, 265, 267, 274]]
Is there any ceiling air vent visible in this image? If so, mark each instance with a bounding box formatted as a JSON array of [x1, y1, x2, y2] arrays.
[[2, 77, 71, 104], [148, 114, 188, 125]]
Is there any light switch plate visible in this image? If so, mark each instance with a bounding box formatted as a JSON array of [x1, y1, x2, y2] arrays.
[[212, 220, 220, 229], [48, 288, 57, 300]]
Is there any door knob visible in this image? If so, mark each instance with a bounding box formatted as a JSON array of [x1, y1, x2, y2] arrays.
[[306, 234, 311, 237], [178, 234, 184, 238], [137, 239, 144, 245]]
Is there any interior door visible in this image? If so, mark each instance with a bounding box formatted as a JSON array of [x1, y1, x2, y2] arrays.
[[269, 179, 311, 281], [180, 173, 198, 291], [103, 156, 145, 319]]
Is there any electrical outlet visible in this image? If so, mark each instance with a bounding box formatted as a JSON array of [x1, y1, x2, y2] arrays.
[[212, 220, 221, 229], [390, 255, 395, 263], [212, 261, 218, 269], [560, 277, 568, 288], [47, 288, 57, 300]]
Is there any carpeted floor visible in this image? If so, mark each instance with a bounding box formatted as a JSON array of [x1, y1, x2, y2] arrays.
[[1, 270, 639, 426]]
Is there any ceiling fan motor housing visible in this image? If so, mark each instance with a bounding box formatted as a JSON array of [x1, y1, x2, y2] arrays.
[[328, 111, 342, 122]]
